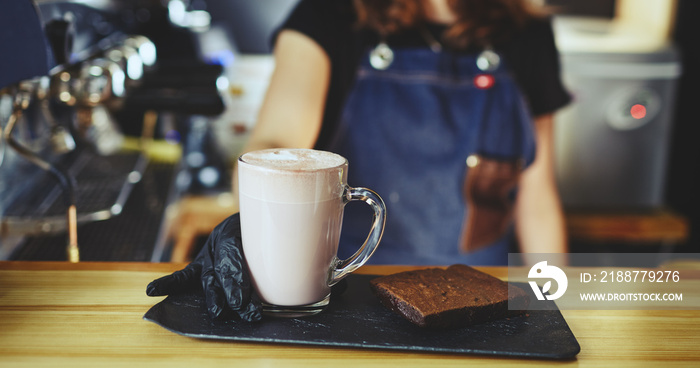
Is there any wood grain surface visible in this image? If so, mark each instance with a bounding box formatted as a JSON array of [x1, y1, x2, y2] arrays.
[[1, 262, 699, 367]]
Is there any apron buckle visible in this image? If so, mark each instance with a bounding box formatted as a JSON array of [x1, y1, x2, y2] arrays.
[[369, 42, 394, 70]]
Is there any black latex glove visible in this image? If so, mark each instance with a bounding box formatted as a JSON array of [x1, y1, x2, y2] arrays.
[[146, 213, 262, 322]]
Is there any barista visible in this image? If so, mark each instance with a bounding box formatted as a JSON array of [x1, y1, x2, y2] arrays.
[[239, 0, 571, 265]]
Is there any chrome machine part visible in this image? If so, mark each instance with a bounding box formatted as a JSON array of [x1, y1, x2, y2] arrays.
[[2, 80, 79, 262], [124, 35, 157, 68], [105, 44, 144, 86], [77, 58, 126, 105]]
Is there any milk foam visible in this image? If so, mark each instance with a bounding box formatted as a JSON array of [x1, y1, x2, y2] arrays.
[[238, 149, 348, 203], [240, 148, 346, 171]]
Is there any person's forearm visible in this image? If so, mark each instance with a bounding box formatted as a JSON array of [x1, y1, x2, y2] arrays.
[[515, 179, 567, 254], [229, 30, 331, 196], [240, 30, 329, 155], [514, 114, 568, 254]]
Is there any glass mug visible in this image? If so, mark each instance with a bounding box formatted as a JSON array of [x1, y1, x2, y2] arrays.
[[237, 148, 386, 317]]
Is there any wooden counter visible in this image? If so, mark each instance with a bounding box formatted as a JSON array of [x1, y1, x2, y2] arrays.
[[566, 209, 689, 245], [1, 261, 699, 367]]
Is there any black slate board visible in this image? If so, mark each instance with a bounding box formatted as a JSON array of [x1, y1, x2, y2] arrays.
[[143, 275, 580, 360]]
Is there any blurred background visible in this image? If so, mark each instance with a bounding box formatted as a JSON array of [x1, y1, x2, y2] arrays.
[[0, 0, 698, 263]]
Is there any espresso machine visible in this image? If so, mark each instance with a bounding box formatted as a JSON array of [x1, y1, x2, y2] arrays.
[[0, 0, 226, 261]]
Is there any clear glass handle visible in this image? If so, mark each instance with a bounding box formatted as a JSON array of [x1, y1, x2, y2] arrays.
[[329, 185, 386, 286]]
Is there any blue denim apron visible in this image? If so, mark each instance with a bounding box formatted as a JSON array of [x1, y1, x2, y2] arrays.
[[329, 45, 536, 266]]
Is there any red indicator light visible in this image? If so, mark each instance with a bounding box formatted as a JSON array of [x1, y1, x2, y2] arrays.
[[630, 104, 647, 119]]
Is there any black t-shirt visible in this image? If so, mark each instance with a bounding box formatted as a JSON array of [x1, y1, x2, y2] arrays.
[[277, 0, 571, 149]]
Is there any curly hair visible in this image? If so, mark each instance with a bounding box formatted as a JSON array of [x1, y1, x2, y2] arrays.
[[353, 0, 547, 49]]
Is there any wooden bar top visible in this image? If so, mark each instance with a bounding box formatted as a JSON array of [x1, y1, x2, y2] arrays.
[[566, 209, 689, 244], [1, 261, 699, 367]]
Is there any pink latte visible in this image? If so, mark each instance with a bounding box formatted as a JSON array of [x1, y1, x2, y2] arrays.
[[238, 149, 348, 306]]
